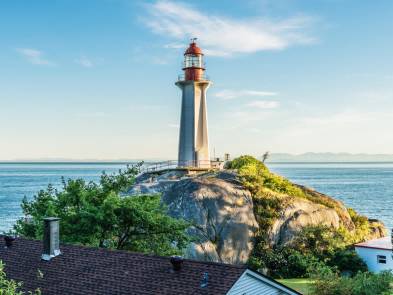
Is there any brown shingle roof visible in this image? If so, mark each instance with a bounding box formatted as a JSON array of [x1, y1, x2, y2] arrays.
[[0, 236, 246, 295]]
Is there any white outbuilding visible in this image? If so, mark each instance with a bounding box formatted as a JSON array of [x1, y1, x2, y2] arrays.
[[355, 236, 393, 273]]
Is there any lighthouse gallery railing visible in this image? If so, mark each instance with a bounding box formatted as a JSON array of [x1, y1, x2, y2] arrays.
[[177, 74, 210, 81]]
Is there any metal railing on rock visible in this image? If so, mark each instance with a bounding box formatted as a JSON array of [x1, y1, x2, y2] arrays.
[[139, 160, 212, 174]]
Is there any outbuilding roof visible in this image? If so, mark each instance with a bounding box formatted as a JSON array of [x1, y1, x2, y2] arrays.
[[355, 237, 392, 251]]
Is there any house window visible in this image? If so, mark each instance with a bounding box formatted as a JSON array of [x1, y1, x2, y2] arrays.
[[377, 255, 387, 264]]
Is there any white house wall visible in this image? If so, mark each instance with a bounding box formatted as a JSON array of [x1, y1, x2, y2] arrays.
[[227, 270, 298, 295], [355, 247, 393, 273]]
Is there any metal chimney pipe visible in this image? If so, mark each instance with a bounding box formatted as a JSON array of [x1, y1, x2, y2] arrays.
[[41, 217, 61, 261], [170, 256, 183, 271], [4, 236, 15, 248]]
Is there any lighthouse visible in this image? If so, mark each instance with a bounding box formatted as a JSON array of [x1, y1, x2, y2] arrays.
[[176, 39, 211, 168]]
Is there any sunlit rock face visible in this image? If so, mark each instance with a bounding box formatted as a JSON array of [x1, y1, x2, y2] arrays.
[[269, 199, 341, 245], [128, 170, 386, 264], [161, 172, 259, 264], [126, 170, 187, 195], [296, 184, 355, 230], [367, 219, 387, 240]]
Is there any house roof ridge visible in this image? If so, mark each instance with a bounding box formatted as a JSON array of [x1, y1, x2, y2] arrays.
[[0, 234, 247, 269]]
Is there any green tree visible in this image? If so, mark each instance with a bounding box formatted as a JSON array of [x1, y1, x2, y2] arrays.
[[262, 151, 270, 163], [309, 265, 393, 295], [14, 165, 190, 256]]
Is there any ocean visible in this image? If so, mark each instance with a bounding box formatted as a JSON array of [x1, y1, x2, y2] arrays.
[[268, 162, 393, 230], [0, 163, 128, 232], [0, 162, 392, 232]]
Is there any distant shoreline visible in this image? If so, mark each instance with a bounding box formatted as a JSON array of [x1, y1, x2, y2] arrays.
[[1, 161, 393, 165], [267, 161, 393, 164], [3, 153, 393, 164], [0, 161, 139, 165]]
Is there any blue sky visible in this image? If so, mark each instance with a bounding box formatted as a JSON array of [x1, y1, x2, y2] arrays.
[[0, 0, 392, 160]]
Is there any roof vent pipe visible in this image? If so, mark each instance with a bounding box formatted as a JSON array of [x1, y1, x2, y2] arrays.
[[41, 217, 61, 261], [170, 256, 183, 271], [200, 272, 209, 288]]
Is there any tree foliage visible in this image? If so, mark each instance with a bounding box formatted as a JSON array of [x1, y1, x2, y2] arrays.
[[250, 225, 368, 279], [227, 155, 305, 196], [262, 151, 270, 163], [14, 166, 190, 256], [290, 225, 367, 274], [309, 265, 393, 295]]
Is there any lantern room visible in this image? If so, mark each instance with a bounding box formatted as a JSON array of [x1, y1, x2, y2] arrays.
[[181, 38, 207, 81]]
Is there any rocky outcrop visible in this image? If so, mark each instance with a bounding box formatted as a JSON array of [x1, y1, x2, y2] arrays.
[[296, 184, 355, 230], [368, 219, 387, 240], [269, 198, 342, 245], [161, 172, 259, 264], [126, 170, 187, 195], [128, 169, 386, 264]]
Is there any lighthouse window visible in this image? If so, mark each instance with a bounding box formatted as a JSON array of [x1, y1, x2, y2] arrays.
[[185, 55, 202, 68], [377, 255, 387, 264]]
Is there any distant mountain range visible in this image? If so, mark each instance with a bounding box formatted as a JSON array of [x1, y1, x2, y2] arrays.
[[2, 153, 393, 163], [267, 153, 393, 163], [0, 158, 163, 164]]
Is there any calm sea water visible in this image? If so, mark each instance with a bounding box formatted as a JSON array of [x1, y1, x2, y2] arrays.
[[0, 163, 128, 232], [268, 163, 393, 230], [0, 162, 392, 232]]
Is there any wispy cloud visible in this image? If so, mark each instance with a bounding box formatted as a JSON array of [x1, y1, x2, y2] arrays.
[[130, 46, 173, 65], [143, 1, 316, 56], [275, 110, 393, 152], [248, 127, 262, 133], [226, 109, 278, 122], [168, 123, 179, 128], [164, 43, 184, 49], [16, 48, 54, 66], [247, 100, 280, 109], [75, 112, 109, 118], [129, 104, 167, 111], [151, 56, 170, 65], [75, 56, 94, 68], [214, 89, 278, 100]]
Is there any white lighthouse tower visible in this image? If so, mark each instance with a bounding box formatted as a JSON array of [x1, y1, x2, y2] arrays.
[[176, 39, 211, 168]]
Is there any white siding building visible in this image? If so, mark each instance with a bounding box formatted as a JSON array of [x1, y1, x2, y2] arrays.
[[227, 269, 300, 295], [355, 237, 393, 273]]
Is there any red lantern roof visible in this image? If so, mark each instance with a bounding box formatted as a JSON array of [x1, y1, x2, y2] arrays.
[[184, 41, 203, 55]]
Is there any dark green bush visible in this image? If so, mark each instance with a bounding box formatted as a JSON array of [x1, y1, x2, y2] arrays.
[[249, 246, 324, 278], [309, 265, 393, 295], [329, 249, 367, 275]]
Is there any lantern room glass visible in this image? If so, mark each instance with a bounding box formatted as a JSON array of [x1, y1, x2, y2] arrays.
[[184, 54, 203, 68]]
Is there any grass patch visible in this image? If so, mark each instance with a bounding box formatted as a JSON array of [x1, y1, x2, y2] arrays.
[[278, 278, 314, 294]]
